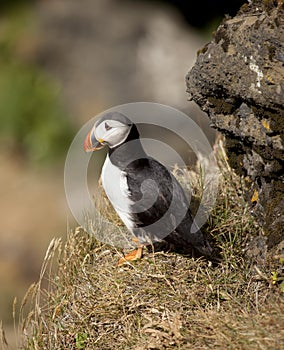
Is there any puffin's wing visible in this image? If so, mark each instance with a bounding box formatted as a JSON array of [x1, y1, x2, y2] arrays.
[[125, 158, 212, 256], [125, 158, 189, 241]]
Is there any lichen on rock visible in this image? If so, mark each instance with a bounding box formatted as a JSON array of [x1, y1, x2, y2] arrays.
[[186, 0, 284, 249]]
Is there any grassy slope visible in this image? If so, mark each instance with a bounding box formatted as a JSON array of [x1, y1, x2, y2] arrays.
[[2, 141, 283, 350]]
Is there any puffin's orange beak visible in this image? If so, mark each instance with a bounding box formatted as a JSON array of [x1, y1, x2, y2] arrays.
[[84, 130, 104, 152]]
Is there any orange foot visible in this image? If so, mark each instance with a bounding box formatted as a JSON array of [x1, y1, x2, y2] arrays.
[[117, 246, 143, 267]]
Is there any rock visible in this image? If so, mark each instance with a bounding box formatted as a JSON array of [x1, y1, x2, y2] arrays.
[[186, 0, 284, 248]]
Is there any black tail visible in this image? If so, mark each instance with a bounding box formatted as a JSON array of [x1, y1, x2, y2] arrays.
[[173, 209, 212, 257], [191, 235, 213, 257]]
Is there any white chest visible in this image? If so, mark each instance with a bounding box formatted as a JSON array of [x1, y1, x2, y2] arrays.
[[101, 155, 134, 230]]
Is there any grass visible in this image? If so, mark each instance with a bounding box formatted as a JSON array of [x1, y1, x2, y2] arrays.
[[1, 139, 283, 349]]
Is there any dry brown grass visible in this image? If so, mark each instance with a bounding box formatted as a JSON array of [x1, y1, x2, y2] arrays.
[[1, 140, 283, 350]]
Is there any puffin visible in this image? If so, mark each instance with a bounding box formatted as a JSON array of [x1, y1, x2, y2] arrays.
[[84, 111, 212, 265]]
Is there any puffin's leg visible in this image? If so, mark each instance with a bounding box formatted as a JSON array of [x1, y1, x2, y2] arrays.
[[117, 238, 143, 267]]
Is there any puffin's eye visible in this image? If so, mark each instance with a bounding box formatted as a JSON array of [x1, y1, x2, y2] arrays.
[[105, 122, 112, 131]]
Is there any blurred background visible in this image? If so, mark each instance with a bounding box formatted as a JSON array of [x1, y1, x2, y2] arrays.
[[0, 0, 244, 345]]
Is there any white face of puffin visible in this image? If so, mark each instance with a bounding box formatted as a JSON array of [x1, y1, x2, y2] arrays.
[[93, 119, 131, 149], [84, 117, 132, 152]]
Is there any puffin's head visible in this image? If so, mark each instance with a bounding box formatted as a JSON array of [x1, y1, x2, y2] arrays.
[[84, 112, 133, 152]]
